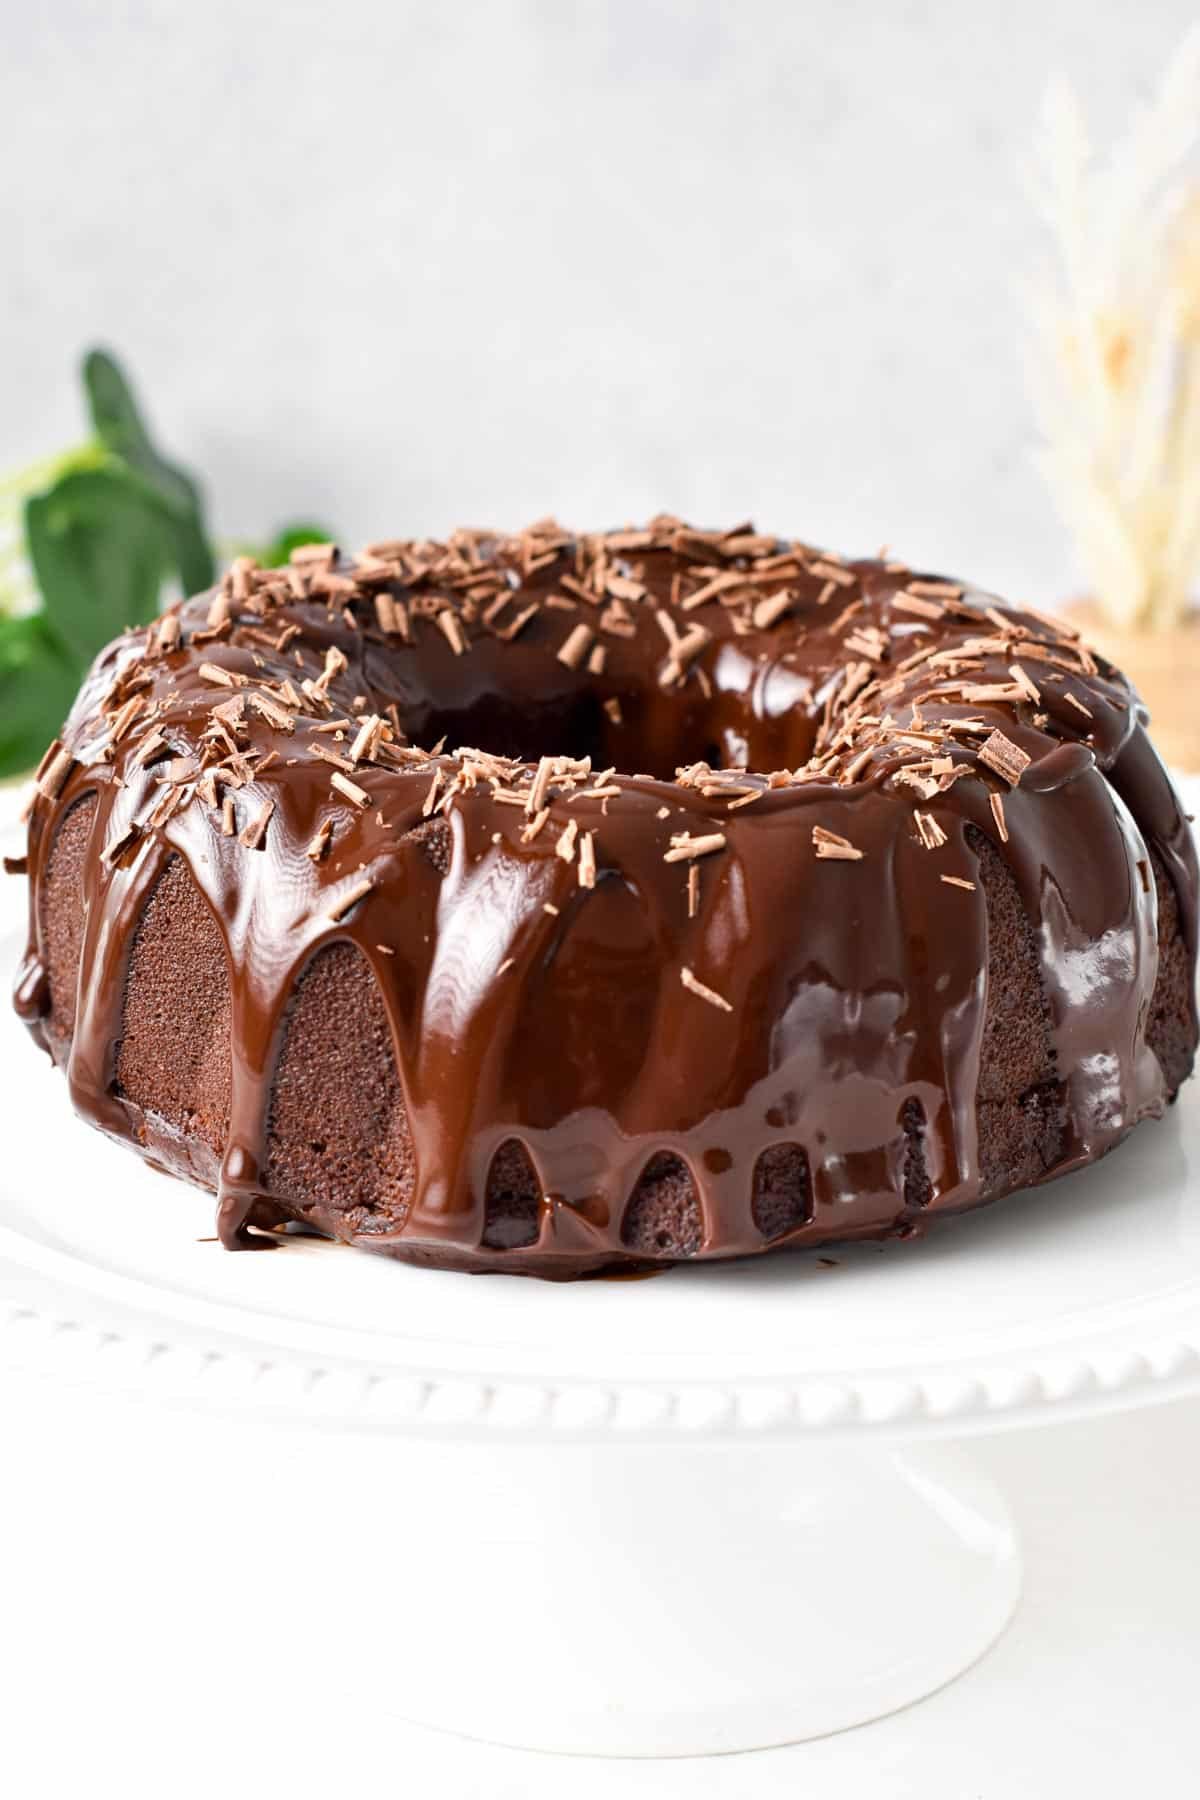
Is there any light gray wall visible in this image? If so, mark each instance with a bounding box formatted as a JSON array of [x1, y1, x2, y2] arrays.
[[4, 1, 1196, 602]]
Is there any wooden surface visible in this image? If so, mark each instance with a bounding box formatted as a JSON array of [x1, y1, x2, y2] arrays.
[[1068, 602, 1200, 774]]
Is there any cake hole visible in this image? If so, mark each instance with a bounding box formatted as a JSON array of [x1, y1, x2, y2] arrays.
[[1146, 847, 1195, 1093], [413, 681, 812, 782], [482, 1139, 541, 1249], [265, 941, 414, 1234], [1019, 1079, 1067, 1175], [901, 1098, 932, 1210], [114, 854, 233, 1160], [620, 1152, 702, 1257], [751, 1143, 812, 1241], [38, 792, 98, 1042], [967, 821, 1066, 1195], [417, 691, 609, 770], [404, 816, 452, 875]]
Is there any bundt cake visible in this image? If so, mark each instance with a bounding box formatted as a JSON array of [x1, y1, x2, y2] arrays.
[[8, 518, 1198, 1277]]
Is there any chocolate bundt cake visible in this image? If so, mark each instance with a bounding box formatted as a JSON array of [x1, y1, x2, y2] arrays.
[[9, 519, 1198, 1277]]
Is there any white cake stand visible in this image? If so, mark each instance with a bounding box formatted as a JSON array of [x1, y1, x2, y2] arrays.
[[4, 800, 1200, 1757]]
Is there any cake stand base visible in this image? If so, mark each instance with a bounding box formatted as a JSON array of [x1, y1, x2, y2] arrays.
[[384, 1437, 1020, 1756]]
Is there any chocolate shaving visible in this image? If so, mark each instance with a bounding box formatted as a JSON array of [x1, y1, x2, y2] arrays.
[[958, 683, 1026, 704], [977, 729, 1030, 786], [812, 825, 864, 861], [493, 603, 539, 642], [914, 810, 947, 849], [809, 559, 856, 587], [1008, 663, 1041, 704], [327, 877, 374, 921], [436, 610, 468, 656], [308, 742, 357, 774], [526, 756, 554, 817], [557, 623, 595, 670], [843, 627, 888, 664], [680, 966, 733, 1012], [238, 798, 275, 851], [680, 570, 747, 611], [102, 825, 139, 867], [652, 610, 710, 685], [892, 591, 946, 620], [291, 541, 338, 568], [349, 714, 384, 765], [422, 770, 444, 816], [752, 591, 795, 631], [36, 745, 74, 801], [331, 771, 370, 809], [313, 646, 348, 697], [249, 692, 296, 733], [907, 578, 964, 598], [663, 831, 726, 864]]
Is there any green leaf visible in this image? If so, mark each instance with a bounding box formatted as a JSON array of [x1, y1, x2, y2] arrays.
[[0, 443, 109, 621], [24, 465, 175, 668], [82, 348, 215, 594], [0, 612, 81, 778]]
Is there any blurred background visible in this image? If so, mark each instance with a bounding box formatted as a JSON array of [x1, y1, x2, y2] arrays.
[[4, 14, 1200, 1796], [4, 0, 1198, 606]]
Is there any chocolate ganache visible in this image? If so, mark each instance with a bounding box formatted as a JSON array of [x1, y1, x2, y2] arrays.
[[10, 518, 1198, 1276]]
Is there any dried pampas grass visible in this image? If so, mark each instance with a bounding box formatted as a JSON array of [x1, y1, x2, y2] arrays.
[[1025, 27, 1200, 632]]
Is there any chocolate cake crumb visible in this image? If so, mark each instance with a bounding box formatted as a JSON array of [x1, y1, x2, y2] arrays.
[[751, 1143, 812, 1240], [900, 1099, 933, 1210], [405, 817, 452, 875], [621, 1153, 702, 1256], [482, 1141, 541, 1249], [38, 794, 97, 1042], [267, 941, 413, 1235], [114, 855, 232, 1159]]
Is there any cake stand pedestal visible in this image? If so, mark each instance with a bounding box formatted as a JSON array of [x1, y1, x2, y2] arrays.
[[324, 1436, 1020, 1755], [3, 800, 1200, 1754]]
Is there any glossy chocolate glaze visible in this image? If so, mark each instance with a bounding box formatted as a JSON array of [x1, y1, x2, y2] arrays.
[[11, 521, 1199, 1276]]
